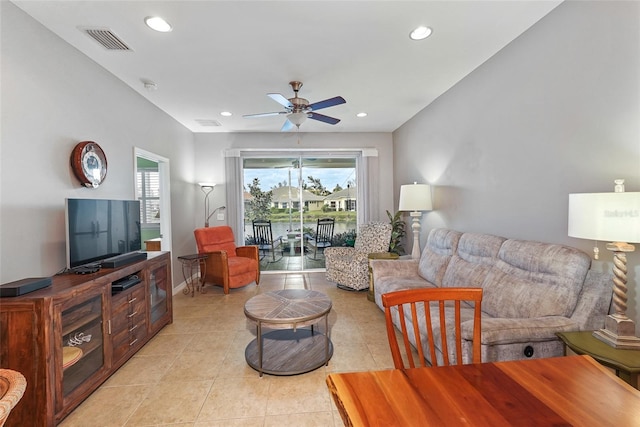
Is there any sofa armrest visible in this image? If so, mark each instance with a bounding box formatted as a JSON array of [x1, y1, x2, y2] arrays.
[[370, 259, 419, 282], [569, 270, 613, 330], [463, 316, 578, 345]]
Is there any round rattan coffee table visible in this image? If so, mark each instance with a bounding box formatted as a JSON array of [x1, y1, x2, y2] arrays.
[[244, 289, 333, 376]]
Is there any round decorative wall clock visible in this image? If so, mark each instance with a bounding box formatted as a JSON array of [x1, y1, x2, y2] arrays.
[[70, 141, 108, 188]]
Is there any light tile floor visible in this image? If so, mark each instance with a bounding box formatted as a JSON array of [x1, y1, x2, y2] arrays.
[[59, 272, 395, 427], [258, 252, 327, 271]]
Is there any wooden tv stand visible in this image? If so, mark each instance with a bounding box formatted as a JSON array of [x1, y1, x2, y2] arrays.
[[0, 252, 173, 426]]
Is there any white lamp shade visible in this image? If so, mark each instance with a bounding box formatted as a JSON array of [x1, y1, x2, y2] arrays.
[[399, 183, 433, 212], [568, 192, 640, 243]]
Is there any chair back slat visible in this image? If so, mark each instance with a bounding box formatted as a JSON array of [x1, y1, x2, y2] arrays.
[[454, 300, 463, 365], [410, 302, 425, 368], [382, 287, 483, 369], [424, 301, 438, 366]]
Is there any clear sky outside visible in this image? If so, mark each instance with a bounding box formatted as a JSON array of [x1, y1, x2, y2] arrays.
[[244, 167, 356, 192]]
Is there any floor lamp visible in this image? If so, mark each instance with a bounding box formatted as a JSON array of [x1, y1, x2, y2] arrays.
[[399, 183, 433, 259], [198, 182, 215, 227], [568, 180, 640, 349]]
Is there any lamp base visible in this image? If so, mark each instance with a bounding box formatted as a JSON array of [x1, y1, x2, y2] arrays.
[[593, 315, 640, 349], [409, 212, 422, 260]]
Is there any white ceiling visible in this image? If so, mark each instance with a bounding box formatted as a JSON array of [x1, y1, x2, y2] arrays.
[[12, 0, 562, 133]]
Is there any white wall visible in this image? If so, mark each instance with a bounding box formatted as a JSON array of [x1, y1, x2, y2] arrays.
[[393, 1, 640, 325], [193, 132, 395, 231], [1, 2, 196, 288]]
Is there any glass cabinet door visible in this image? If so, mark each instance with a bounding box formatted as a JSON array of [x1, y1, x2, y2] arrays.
[[57, 289, 106, 404], [148, 261, 169, 331]]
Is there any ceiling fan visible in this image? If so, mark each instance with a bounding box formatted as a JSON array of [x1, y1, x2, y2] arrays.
[[243, 81, 346, 131]]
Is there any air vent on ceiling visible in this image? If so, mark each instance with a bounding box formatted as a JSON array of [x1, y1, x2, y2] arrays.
[[81, 27, 132, 51], [195, 119, 222, 127]]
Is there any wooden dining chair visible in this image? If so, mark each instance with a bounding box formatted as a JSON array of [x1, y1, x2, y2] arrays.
[[382, 287, 483, 368]]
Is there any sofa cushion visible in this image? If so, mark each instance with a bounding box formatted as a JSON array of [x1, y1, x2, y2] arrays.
[[417, 229, 462, 286], [474, 316, 578, 344], [376, 276, 437, 293], [481, 240, 591, 318], [442, 232, 504, 288]]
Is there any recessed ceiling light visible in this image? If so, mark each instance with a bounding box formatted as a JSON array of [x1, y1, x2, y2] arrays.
[[220, 111, 232, 117], [145, 16, 172, 33], [410, 26, 432, 41], [356, 112, 368, 118]]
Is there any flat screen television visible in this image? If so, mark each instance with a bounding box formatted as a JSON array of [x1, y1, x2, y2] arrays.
[[65, 198, 142, 269]]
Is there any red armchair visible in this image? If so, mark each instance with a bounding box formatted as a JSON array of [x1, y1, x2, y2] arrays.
[[194, 226, 260, 294]]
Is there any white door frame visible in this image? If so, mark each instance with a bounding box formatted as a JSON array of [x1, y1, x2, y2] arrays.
[[134, 148, 172, 253]]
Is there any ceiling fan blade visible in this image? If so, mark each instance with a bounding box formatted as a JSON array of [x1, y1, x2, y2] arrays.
[[268, 93, 293, 109], [308, 96, 346, 111], [243, 111, 286, 118], [308, 112, 341, 125], [281, 119, 295, 132]]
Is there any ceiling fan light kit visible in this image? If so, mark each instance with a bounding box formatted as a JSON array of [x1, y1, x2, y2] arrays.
[[243, 81, 346, 131], [288, 112, 308, 127]]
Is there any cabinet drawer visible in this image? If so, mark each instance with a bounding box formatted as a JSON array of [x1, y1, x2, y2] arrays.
[[111, 287, 145, 333], [112, 320, 147, 362], [111, 313, 146, 343]]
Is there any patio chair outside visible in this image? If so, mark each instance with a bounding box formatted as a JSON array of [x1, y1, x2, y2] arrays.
[[305, 217, 335, 260], [252, 219, 284, 262]]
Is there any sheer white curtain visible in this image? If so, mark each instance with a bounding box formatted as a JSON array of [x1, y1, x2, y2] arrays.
[[224, 150, 244, 246], [359, 148, 380, 223]]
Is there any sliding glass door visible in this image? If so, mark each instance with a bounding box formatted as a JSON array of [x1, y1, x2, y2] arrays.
[[242, 153, 358, 272]]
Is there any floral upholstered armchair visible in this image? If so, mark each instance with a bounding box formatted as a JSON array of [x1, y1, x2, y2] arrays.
[[325, 222, 392, 291]]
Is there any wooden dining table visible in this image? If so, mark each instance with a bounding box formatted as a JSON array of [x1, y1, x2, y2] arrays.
[[326, 355, 640, 426]]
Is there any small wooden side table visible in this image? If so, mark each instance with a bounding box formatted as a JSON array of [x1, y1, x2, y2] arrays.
[[557, 331, 640, 389], [367, 252, 399, 302], [177, 253, 208, 297]]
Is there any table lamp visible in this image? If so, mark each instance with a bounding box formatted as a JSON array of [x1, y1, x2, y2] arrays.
[[399, 182, 433, 259], [568, 179, 640, 349], [198, 182, 215, 227]]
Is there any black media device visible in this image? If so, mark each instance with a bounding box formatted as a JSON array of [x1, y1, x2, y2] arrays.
[[0, 277, 52, 297], [112, 274, 141, 294], [65, 198, 143, 271], [73, 265, 101, 275], [101, 252, 147, 268]]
